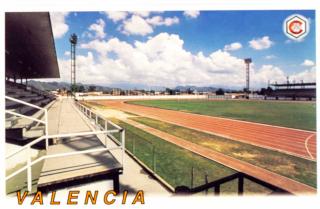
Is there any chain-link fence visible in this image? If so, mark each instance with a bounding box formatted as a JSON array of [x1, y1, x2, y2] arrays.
[[81, 103, 273, 195]]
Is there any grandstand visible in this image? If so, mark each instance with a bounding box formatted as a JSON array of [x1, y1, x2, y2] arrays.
[[267, 82, 316, 100], [5, 12, 59, 142], [5, 81, 55, 141], [5, 12, 124, 194], [5, 12, 171, 196]]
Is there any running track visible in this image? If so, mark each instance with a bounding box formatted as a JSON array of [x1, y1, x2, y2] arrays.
[[95, 100, 317, 160]]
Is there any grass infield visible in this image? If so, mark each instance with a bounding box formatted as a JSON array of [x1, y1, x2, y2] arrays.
[[109, 119, 272, 194], [128, 99, 316, 131], [131, 117, 316, 188]]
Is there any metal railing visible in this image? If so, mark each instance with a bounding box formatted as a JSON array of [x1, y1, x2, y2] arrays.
[[5, 96, 49, 149], [5, 98, 125, 192], [5, 130, 123, 192], [74, 101, 125, 166], [175, 172, 290, 195]]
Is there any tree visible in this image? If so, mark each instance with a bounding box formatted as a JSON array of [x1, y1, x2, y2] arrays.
[[88, 85, 96, 92], [165, 88, 175, 95], [70, 84, 78, 92], [187, 88, 193, 94], [78, 85, 85, 92], [216, 88, 225, 95]]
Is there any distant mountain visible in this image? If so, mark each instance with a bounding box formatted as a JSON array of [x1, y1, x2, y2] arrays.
[[29, 80, 113, 92], [29, 80, 238, 92], [29, 80, 70, 91], [174, 85, 218, 92]]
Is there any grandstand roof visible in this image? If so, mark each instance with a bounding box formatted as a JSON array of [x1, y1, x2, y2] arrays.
[[5, 12, 60, 79], [271, 82, 316, 87]]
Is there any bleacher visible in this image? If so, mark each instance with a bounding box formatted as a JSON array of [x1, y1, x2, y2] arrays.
[[268, 88, 315, 99], [267, 82, 316, 101], [5, 81, 56, 141], [5, 12, 60, 143]]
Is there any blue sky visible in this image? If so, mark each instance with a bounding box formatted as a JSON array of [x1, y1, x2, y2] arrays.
[[50, 10, 316, 89]]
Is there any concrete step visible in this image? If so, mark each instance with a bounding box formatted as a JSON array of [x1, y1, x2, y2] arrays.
[[6, 126, 45, 141], [6, 92, 39, 98], [6, 98, 51, 117], [6, 96, 45, 109], [23, 127, 45, 139], [5, 116, 19, 128]]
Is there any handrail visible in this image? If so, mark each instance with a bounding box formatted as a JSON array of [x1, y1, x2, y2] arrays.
[[6, 128, 124, 192], [6, 99, 125, 192], [76, 102, 124, 132], [75, 101, 126, 167], [6, 130, 119, 159], [5, 96, 49, 149], [5, 110, 46, 124], [6, 145, 122, 181]]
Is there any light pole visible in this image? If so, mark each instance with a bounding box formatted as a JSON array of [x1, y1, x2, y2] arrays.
[[244, 58, 252, 98], [70, 33, 78, 95]]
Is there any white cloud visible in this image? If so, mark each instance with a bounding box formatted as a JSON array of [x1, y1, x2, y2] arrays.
[[88, 18, 106, 39], [223, 42, 242, 51], [264, 55, 276, 60], [290, 67, 316, 83], [59, 32, 311, 89], [104, 11, 128, 22], [64, 51, 70, 56], [301, 59, 315, 67], [251, 65, 286, 87], [50, 12, 69, 38], [121, 15, 153, 36], [249, 36, 273, 50], [146, 16, 179, 26], [132, 11, 151, 17], [81, 39, 110, 56], [183, 11, 200, 19]]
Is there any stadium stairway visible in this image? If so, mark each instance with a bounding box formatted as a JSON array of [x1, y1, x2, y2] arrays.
[[5, 81, 56, 144]]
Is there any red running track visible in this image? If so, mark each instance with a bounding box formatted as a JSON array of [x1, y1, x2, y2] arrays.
[[96, 100, 317, 160]]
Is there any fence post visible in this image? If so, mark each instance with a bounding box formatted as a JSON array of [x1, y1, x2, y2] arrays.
[[238, 173, 244, 195], [121, 129, 125, 166], [104, 120, 108, 148], [27, 147, 32, 192], [45, 109, 49, 150], [205, 173, 209, 194], [95, 114, 98, 125], [133, 137, 135, 154], [191, 166, 194, 189], [214, 185, 220, 196], [152, 146, 156, 172]]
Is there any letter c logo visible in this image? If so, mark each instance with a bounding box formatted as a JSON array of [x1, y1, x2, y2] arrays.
[[288, 20, 303, 35]]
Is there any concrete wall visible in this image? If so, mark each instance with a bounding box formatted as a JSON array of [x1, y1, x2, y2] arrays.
[[76, 94, 208, 101]]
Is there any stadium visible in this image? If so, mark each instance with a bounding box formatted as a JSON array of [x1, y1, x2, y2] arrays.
[[4, 11, 316, 198]]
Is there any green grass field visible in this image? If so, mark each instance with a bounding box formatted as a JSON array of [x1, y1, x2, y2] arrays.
[[131, 117, 316, 188], [128, 100, 316, 131], [6, 150, 45, 194], [109, 119, 272, 195]]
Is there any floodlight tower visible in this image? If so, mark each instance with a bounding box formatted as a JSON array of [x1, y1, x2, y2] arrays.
[[244, 58, 252, 92], [70, 33, 78, 93]]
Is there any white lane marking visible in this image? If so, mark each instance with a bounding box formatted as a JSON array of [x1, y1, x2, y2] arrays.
[[305, 133, 315, 160]]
